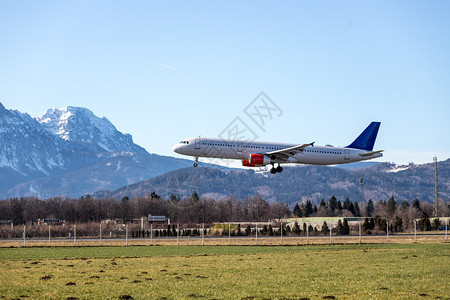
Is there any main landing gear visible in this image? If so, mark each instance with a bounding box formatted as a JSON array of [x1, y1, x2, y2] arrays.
[[193, 157, 198, 168], [270, 164, 283, 174]]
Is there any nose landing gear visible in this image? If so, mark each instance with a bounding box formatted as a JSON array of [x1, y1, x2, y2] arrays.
[[193, 157, 198, 168]]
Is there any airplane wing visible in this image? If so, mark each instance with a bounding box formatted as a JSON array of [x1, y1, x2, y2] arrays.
[[265, 142, 314, 161]]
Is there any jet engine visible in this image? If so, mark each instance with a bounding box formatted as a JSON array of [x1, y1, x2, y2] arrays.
[[249, 154, 272, 166]]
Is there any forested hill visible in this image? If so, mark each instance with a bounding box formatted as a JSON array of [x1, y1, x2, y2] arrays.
[[94, 159, 449, 205]]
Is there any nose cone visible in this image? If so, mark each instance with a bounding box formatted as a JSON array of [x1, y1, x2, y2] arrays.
[[172, 144, 181, 154]]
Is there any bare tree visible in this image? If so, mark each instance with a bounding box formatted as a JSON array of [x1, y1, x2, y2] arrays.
[[269, 202, 291, 220]]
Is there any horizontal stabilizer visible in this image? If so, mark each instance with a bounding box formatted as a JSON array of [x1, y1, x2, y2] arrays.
[[359, 150, 384, 157]]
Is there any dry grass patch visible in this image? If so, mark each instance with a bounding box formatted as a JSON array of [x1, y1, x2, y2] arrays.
[[0, 244, 448, 299]]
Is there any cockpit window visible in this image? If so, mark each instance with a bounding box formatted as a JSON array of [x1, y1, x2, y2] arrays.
[[179, 141, 189, 144]]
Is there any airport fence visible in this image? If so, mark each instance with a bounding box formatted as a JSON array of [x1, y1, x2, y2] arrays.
[[0, 219, 448, 247]]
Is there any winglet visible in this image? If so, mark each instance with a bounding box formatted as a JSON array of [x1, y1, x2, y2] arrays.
[[346, 122, 381, 151], [310, 142, 315, 147]]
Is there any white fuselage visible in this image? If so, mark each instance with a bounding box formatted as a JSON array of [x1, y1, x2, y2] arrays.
[[172, 137, 382, 166]]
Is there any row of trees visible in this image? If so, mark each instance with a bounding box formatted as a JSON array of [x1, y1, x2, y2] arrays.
[[293, 196, 449, 232], [293, 196, 428, 218], [0, 193, 291, 224], [293, 197, 364, 218], [0, 193, 448, 230]]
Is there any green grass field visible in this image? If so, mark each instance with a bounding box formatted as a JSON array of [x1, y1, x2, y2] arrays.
[[0, 244, 448, 299]]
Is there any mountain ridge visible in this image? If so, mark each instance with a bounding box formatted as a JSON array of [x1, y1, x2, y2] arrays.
[[36, 106, 146, 153], [93, 159, 449, 205], [0, 102, 204, 198]]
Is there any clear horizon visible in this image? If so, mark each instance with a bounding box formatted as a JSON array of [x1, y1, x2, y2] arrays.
[[1, 1, 449, 165]]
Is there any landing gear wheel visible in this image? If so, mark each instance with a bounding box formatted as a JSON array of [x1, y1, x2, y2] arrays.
[[193, 157, 199, 168], [276, 166, 283, 173], [270, 167, 277, 174]]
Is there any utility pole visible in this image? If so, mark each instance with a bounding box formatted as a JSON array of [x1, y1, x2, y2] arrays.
[[433, 156, 439, 217], [360, 178, 364, 216]]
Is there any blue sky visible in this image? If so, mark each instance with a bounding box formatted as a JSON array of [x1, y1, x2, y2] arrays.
[[1, 1, 449, 165]]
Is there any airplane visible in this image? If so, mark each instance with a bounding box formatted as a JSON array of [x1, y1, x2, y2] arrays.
[[172, 122, 383, 174]]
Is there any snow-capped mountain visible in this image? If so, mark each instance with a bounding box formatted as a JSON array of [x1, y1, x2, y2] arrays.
[[0, 102, 199, 198], [37, 106, 146, 153], [0, 103, 67, 178]]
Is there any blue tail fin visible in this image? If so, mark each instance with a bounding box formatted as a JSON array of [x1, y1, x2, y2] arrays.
[[346, 122, 381, 151]]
